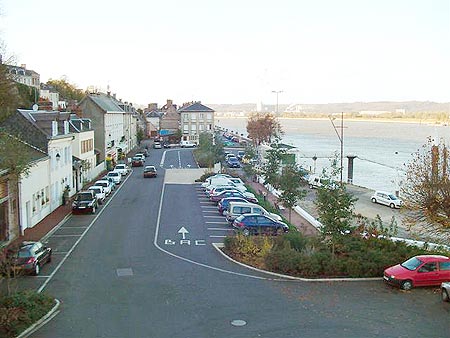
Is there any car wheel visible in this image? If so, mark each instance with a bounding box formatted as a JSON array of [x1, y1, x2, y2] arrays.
[[242, 228, 250, 236], [371, 198, 377, 203], [47, 254, 52, 263], [401, 280, 413, 290], [34, 264, 40, 276], [442, 289, 450, 302], [389, 203, 395, 209]]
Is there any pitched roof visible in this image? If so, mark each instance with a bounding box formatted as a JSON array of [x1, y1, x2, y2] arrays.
[[0, 110, 49, 153], [178, 102, 214, 113], [88, 93, 124, 112]]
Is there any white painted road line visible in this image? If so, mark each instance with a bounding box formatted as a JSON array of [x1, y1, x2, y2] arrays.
[[202, 210, 219, 213], [51, 234, 82, 237], [59, 226, 88, 229], [204, 215, 225, 218], [205, 221, 229, 224], [200, 206, 217, 209], [200, 201, 213, 204], [207, 228, 232, 231], [209, 235, 227, 238]]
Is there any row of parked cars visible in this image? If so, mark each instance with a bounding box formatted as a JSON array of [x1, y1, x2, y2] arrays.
[[72, 163, 130, 214], [202, 174, 289, 236]]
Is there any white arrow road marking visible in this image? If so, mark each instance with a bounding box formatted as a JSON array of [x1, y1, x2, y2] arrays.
[[178, 226, 189, 240]]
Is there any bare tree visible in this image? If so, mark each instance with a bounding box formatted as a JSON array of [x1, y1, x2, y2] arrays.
[[401, 137, 450, 241], [246, 112, 283, 145]]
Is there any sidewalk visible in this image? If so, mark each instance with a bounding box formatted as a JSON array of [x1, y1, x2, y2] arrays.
[[246, 179, 319, 236], [11, 203, 72, 247]]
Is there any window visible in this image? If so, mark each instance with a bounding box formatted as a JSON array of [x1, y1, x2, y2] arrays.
[[418, 262, 437, 273], [254, 208, 263, 215], [440, 262, 450, 271], [183, 124, 189, 133]]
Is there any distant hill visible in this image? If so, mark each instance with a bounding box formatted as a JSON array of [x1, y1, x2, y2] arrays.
[[208, 101, 450, 114]]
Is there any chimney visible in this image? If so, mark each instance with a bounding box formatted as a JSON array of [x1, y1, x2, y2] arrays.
[[64, 120, 69, 134], [21, 64, 26, 69], [51, 120, 58, 136], [113, 93, 116, 99]]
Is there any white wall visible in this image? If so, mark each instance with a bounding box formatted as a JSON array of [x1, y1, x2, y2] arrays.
[[19, 158, 51, 231]]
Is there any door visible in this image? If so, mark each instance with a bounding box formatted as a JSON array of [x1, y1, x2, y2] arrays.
[[415, 262, 440, 286]]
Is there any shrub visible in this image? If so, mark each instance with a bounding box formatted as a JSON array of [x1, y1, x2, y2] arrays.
[[0, 291, 54, 337]]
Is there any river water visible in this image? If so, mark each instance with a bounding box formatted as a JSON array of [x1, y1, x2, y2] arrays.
[[216, 117, 450, 192]]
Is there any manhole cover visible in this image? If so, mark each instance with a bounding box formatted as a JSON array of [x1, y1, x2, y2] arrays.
[[231, 319, 247, 327], [116, 268, 133, 277]]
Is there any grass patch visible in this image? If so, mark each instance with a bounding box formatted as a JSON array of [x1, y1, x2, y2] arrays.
[[0, 290, 55, 337]]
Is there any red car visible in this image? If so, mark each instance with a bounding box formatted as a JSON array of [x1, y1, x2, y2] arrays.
[[383, 255, 450, 290]]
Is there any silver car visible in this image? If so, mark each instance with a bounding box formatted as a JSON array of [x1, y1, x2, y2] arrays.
[[370, 191, 403, 209], [442, 282, 450, 302]]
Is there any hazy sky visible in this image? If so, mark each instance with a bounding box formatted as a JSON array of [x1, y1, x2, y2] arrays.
[[1, 0, 449, 106]]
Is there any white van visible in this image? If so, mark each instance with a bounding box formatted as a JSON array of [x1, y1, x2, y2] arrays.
[[308, 175, 338, 189], [225, 202, 282, 223], [180, 140, 196, 148]]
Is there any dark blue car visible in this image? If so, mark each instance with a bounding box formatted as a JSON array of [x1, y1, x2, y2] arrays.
[[232, 214, 289, 236], [227, 157, 240, 168]]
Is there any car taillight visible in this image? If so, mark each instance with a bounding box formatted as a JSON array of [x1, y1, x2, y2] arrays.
[[235, 221, 244, 228], [25, 257, 36, 264]]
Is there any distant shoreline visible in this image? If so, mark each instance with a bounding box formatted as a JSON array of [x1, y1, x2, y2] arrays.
[[216, 116, 448, 125]]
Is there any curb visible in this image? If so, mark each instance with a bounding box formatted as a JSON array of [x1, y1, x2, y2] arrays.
[[212, 243, 382, 283], [17, 298, 61, 338]]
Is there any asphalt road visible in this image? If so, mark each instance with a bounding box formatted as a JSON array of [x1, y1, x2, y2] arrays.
[[15, 147, 450, 337]]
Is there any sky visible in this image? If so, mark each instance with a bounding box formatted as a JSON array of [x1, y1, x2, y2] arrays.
[[0, 0, 449, 107]]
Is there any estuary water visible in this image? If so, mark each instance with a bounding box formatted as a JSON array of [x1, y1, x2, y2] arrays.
[[216, 117, 450, 192]]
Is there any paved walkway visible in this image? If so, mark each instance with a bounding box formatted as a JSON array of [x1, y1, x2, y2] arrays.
[[246, 179, 319, 236]]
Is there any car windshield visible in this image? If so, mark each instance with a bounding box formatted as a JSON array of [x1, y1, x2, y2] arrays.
[[116, 165, 125, 169], [109, 172, 119, 177], [388, 194, 398, 200], [90, 188, 101, 193], [144, 167, 155, 172], [401, 257, 423, 271]]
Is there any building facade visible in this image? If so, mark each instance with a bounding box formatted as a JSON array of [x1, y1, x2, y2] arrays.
[[178, 102, 215, 145]]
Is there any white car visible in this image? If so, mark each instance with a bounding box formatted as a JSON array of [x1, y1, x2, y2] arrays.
[[88, 186, 106, 204], [94, 180, 113, 196], [114, 164, 130, 176], [371, 191, 403, 209], [442, 282, 450, 302], [107, 171, 122, 185], [135, 153, 146, 162]]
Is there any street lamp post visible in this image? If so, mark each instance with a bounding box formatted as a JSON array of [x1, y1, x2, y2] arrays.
[[271, 90, 283, 114], [329, 112, 344, 184]]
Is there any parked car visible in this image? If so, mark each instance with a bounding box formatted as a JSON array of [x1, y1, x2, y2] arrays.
[[13, 241, 52, 276], [163, 142, 170, 148], [217, 197, 248, 215], [383, 255, 450, 290], [114, 164, 130, 176], [72, 190, 98, 214], [441, 282, 450, 302], [88, 185, 106, 204], [107, 171, 122, 185], [225, 202, 282, 223], [100, 176, 116, 191], [153, 142, 162, 149], [232, 214, 289, 236], [237, 150, 245, 160], [208, 185, 247, 196], [210, 190, 258, 204], [143, 165, 157, 178], [180, 140, 196, 148], [201, 174, 232, 188], [94, 180, 113, 196], [371, 191, 403, 209], [135, 153, 146, 161], [132, 156, 144, 167], [227, 157, 241, 168]]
